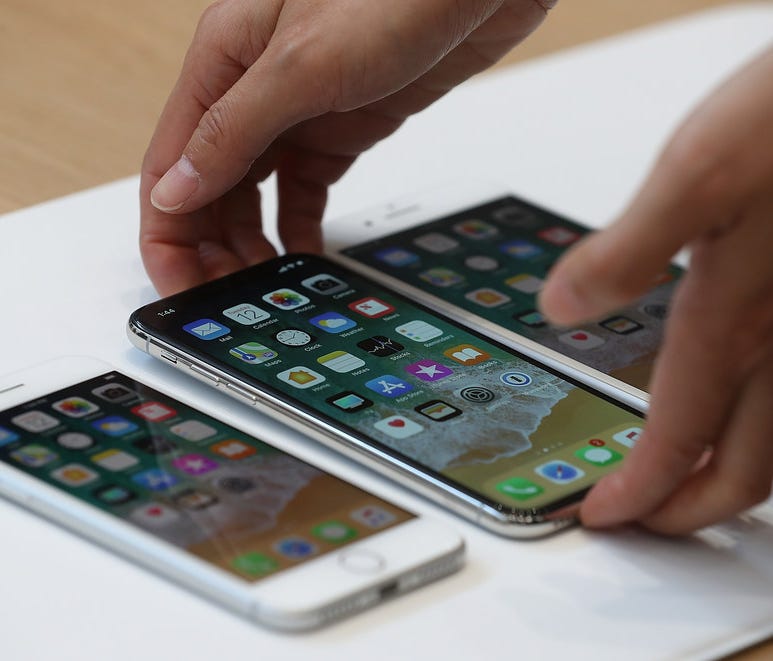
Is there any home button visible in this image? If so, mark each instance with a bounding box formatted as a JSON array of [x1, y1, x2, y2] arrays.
[[337, 549, 385, 574]]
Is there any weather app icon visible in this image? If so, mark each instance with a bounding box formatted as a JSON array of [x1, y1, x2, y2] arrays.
[[309, 312, 357, 334]]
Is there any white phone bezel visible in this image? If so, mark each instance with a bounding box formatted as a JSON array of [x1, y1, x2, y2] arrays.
[[0, 356, 464, 631], [323, 180, 650, 408]]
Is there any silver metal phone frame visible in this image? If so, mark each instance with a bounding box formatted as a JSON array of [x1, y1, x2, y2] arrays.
[[128, 322, 575, 539]]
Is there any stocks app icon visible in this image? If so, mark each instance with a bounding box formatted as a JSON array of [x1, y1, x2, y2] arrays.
[[357, 335, 404, 357]]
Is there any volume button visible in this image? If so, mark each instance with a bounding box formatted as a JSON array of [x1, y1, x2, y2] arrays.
[[189, 364, 220, 383], [226, 382, 258, 403], [159, 350, 178, 364]]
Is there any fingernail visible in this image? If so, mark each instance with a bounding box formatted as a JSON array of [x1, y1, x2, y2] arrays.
[[150, 155, 199, 212], [538, 276, 591, 325], [579, 474, 629, 528]]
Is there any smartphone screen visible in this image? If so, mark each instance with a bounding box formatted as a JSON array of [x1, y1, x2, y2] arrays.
[[131, 255, 645, 519], [0, 371, 413, 582], [340, 195, 682, 392]]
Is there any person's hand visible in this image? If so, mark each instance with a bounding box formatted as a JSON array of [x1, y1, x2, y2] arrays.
[[539, 47, 773, 534], [140, 0, 554, 296]]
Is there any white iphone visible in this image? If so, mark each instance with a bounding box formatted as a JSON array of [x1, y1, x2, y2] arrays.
[[0, 357, 464, 631], [325, 181, 684, 406]]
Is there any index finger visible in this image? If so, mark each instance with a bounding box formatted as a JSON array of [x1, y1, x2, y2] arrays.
[[539, 47, 773, 327]]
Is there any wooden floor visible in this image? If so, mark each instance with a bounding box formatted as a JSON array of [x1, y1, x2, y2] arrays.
[[1, 1, 769, 657]]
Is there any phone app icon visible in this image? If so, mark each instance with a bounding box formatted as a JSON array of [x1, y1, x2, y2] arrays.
[[500, 371, 532, 387], [210, 439, 256, 460], [169, 420, 217, 442], [131, 401, 177, 422], [274, 328, 315, 347], [575, 445, 623, 467], [326, 391, 373, 413], [350, 505, 396, 529], [183, 318, 231, 340], [91, 449, 139, 472], [413, 232, 459, 253], [613, 426, 643, 448], [395, 320, 443, 342], [374, 247, 419, 267], [11, 444, 58, 467], [132, 435, 178, 455], [347, 297, 396, 318], [222, 303, 271, 325], [465, 288, 511, 308], [373, 415, 424, 439], [172, 453, 219, 476], [132, 468, 179, 491], [91, 415, 138, 437], [11, 410, 59, 433], [464, 255, 499, 271], [505, 273, 545, 294], [173, 489, 218, 511], [317, 350, 366, 373], [538, 226, 580, 246], [500, 240, 543, 259], [458, 386, 496, 404], [91, 383, 137, 403], [229, 342, 278, 364], [233, 552, 278, 577], [600, 315, 644, 335], [496, 477, 544, 501], [277, 366, 326, 389], [262, 288, 310, 310], [312, 521, 358, 544], [514, 309, 547, 328], [453, 219, 498, 239], [52, 397, 99, 418], [131, 502, 181, 528], [534, 460, 585, 484], [357, 335, 404, 357], [419, 267, 464, 287], [415, 400, 462, 422], [0, 425, 19, 447], [301, 273, 348, 295], [51, 464, 99, 487], [274, 538, 317, 559], [405, 359, 453, 382], [94, 484, 136, 506], [558, 329, 605, 350], [443, 344, 491, 365], [365, 375, 414, 398], [309, 311, 357, 334]]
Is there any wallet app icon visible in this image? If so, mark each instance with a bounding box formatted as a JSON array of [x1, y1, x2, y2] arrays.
[[183, 319, 231, 340]]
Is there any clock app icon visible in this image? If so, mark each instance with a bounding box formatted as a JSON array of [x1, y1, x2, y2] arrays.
[[274, 328, 315, 347]]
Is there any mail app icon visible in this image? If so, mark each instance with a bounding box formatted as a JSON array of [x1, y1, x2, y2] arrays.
[[183, 319, 231, 340]]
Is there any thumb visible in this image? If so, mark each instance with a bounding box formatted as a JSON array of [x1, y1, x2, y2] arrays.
[[150, 52, 321, 214]]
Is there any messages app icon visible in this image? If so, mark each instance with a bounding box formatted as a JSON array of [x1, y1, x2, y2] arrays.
[[183, 319, 231, 340]]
